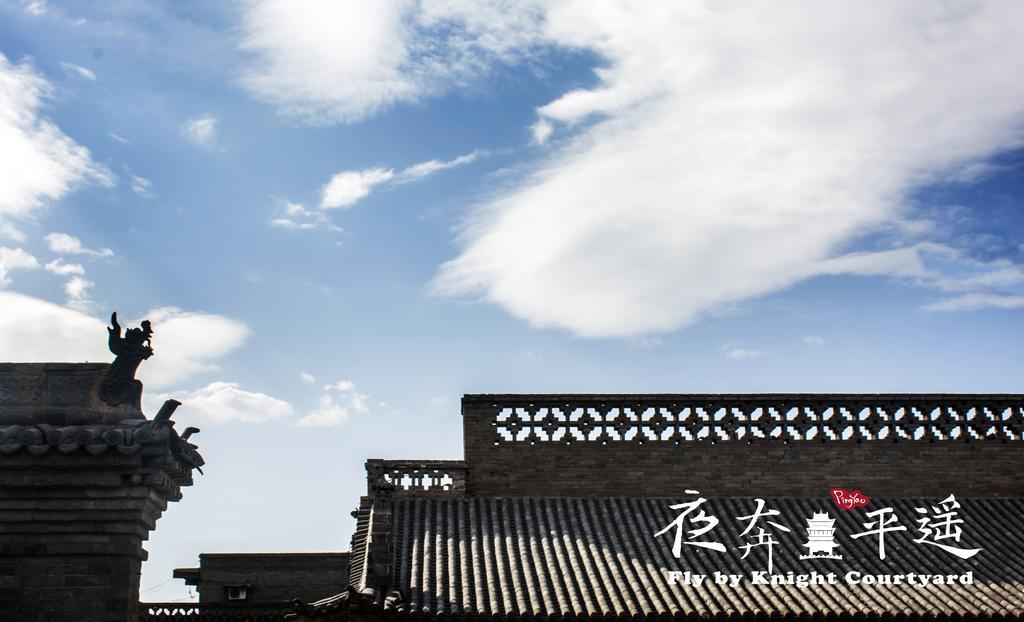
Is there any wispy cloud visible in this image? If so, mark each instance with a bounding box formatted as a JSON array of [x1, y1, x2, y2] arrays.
[[63, 275, 93, 311], [924, 293, 1024, 312], [23, 1, 46, 16], [60, 62, 96, 81], [270, 199, 342, 233], [39, 241, 97, 309], [273, 150, 481, 234], [530, 120, 553, 146], [0, 53, 114, 238], [802, 335, 826, 348], [44, 232, 113, 257], [181, 114, 218, 147], [43, 258, 84, 276], [722, 346, 767, 361], [319, 151, 481, 210], [130, 175, 154, 198], [321, 168, 394, 209], [0, 247, 39, 287], [295, 380, 369, 427], [395, 151, 482, 182], [817, 243, 1024, 314], [0, 222, 26, 242]]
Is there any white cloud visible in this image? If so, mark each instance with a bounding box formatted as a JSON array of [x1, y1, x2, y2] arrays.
[[802, 335, 826, 348], [320, 168, 394, 209], [40, 252, 93, 311], [23, 1, 46, 16], [107, 132, 129, 145], [299, 371, 316, 384], [530, 119, 553, 146], [0, 294, 251, 391], [294, 379, 369, 427], [318, 151, 479, 210], [297, 395, 350, 427], [816, 243, 1024, 313], [284, 201, 307, 216], [182, 115, 218, 147], [0, 291, 110, 361], [924, 293, 1024, 313], [815, 247, 930, 280], [0, 222, 26, 242], [0, 53, 113, 233], [271, 218, 314, 230], [723, 347, 766, 361], [396, 151, 481, 182], [237, 3, 1024, 333], [60, 62, 96, 82], [43, 258, 84, 276], [270, 199, 342, 232], [133, 307, 251, 390], [943, 264, 1024, 291], [63, 275, 93, 311], [147, 381, 294, 425], [130, 175, 153, 198], [428, 2, 1024, 337], [238, 1, 545, 124], [44, 232, 113, 257], [0, 246, 39, 286], [239, 1, 415, 124]]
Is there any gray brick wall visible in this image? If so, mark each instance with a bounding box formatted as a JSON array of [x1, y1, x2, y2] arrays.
[[463, 395, 1024, 497], [186, 553, 350, 604]]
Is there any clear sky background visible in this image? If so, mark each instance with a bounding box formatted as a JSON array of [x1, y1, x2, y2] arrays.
[[1, 0, 1022, 603]]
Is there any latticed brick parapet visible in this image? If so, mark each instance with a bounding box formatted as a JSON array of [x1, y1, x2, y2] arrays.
[[138, 601, 293, 621], [365, 459, 468, 496], [460, 394, 1024, 498], [471, 394, 1024, 444]]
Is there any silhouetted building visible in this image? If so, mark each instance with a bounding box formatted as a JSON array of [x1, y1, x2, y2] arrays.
[[292, 394, 1024, 621], [0, 315, 203, 622], [174, 553, 350, 604]]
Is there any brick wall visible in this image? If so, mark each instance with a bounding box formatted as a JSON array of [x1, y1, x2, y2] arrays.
[[0, 362, 144, 425], [184, 553, 350, 604], [462, 394, 1024, 497]]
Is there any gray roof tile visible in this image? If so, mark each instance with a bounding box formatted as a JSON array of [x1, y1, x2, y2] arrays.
[[364, 497, 1024, 618]]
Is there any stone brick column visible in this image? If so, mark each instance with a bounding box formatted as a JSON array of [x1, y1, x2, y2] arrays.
[[0, 363, 203, 622]]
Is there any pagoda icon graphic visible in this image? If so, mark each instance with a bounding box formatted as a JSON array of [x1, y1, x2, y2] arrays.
[[799, 511, 843, 560]]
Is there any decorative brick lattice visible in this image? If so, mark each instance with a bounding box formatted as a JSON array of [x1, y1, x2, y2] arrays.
[[487, 396, 1024, 443], [365, 459, 468, 496], [138, 602, 293, 621]]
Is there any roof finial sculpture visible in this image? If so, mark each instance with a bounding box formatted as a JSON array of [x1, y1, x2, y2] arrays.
[[99, 312, 154, 407]]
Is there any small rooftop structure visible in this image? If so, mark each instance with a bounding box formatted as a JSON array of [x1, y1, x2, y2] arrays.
[[173, 552, 350, 604]]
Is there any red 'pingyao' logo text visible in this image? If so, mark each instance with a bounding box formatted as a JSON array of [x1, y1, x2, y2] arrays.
[[830, 488, 870, 510]]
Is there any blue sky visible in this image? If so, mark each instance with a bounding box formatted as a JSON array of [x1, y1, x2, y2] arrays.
[[1, 0, 1023, 602]]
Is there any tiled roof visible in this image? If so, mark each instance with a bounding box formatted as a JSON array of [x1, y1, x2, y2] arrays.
[[320, 496, 1024, 620], [0, 419, 203, 472]]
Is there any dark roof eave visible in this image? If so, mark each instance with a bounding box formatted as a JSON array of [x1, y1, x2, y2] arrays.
[[171, 567, 200, 585]]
